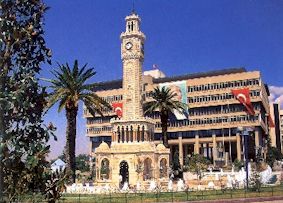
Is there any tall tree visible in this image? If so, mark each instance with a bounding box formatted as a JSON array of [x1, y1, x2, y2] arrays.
[[46, 60, 111, 183], [144, 86, 187, 147], [0, 0, 53, 200]]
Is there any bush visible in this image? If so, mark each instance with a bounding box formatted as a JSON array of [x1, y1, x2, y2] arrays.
[[184, 154, 210, 180], [233, 159, 244, 171], [267, 147, 283, 168], [249, 169, 262, 191], [44, 169, 68, 203]]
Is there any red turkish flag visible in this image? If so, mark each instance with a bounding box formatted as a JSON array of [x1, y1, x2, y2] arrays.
[[231, 88, 255, 115], [112, 102, 123, 118]]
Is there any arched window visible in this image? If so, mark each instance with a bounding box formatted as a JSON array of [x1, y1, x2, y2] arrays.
[[160, 158, 167, 178], [137, 126, 140, 142], [126, 126, 129, 142], [121, 126, 125, 143], [117, 126, 120, 143], [141, 126, 145, 141], [130, 126, 133, 142], [100, 158, 110, 180], [143, 158, 152, 180], [131, 21, 134, 31]]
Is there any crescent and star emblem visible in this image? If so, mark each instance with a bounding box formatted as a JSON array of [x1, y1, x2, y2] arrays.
[[236, 93, 247, 103], [115, 107, 122, 112]]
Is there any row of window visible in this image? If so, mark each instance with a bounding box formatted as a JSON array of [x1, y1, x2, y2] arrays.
[[87, 102, 263, 125], [155, 128, 250, 140], [155, 114, 258, 128], [84, 107, 114, 116], [98, 78, 260, 103], [87, 115, 258, 134], [147, 105, 258, 119], [87, 126, 112, 134], [188, 78, 260, 92], [188, 103, 261, 116], [92, 90, 261, 116], [87, 117, 111, 124], [188, 90, 260, 104], [102, 95, 123, 103]]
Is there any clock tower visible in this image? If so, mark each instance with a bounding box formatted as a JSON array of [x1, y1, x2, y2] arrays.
[[120, 11, 145, 120], [94, 11, 169, 188]]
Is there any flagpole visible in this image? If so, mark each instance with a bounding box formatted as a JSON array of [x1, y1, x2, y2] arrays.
[[221, 104, 225, 163], [228, 102, 232, 163]]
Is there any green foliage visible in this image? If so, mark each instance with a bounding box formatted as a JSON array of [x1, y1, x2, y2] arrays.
[[76, 154, 90, 173], [184, 154, 210, 179], [172, 151, 181, 171], [0, 0, 56, 201], [44, 169, 68, 203], [143, 86, 187, 147], [255, 147, 264, 163], [171, 151, 183, 179], [45, 60, 111, 183], [46, 60, 111, 115], [249, 164, 262, 191], [267, 146, 283, 168], [233, 159, 244, 171]]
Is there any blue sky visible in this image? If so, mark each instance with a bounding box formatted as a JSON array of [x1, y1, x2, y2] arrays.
[[42, 0, 283, 159]]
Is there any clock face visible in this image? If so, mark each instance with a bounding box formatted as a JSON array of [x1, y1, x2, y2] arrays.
[[125, 42, 133, 50]]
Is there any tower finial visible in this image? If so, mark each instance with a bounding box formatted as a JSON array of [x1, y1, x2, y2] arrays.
[[131, 0, 136, 14]]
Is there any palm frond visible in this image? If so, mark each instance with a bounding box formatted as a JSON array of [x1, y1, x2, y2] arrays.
[[144, 86, 188, 117], [45, 60, 110, 117], [58, 95, 69, 112]]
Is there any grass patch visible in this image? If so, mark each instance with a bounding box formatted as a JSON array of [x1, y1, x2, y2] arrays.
[[2, 185, 283, 202], [58, 185, 283, 203]]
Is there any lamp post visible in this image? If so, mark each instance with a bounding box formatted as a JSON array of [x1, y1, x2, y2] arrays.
[[237, 127, 253, 189], [242, 129, 249, 189]]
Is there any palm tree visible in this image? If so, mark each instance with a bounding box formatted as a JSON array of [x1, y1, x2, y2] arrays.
[[46, 60, 111, 183], [144, 86, 187, 148]]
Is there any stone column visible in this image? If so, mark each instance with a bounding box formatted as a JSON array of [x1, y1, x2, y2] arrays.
[[88, 139, 93, 154], [133, 130, 137, 142], [206, 143, 209, 158], [194, 134, 200, 154], [169, 145, 173, 163], [212, 134, 217, 165], [255, 128, 259, 155], [111, 132, 114, 142], [144, 130, 148, 141], [97, 160, 100, 180], [112, 132, 116, 142], [178, 134, 183, 166], [236, 132, 241, 161]]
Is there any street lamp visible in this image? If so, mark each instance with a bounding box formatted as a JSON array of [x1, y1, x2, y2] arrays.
[[237, 127, 253, 189], [242, 129, 249, 189]]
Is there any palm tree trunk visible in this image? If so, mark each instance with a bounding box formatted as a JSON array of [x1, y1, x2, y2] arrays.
[[0, 105, 4, 199], [65, 106, 78, 184], [0, 71, 7, 198], [161, 113, 169, 148]]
